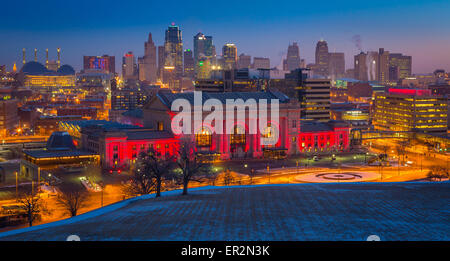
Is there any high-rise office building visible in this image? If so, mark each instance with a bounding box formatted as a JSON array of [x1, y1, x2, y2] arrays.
[[328, 52, 345, 80], [389, 53, 412, 81], [140, 33, 157, 83], [184, 49, 195, 78], [373, 88, 447, 135], [163, 24, 183, 89], [193, 33, 213, 75], [237, 53, 251, 69], [157, 45, 165, 81], [83, 55, 115, 74], [377, 48, 390, 83], [355, 48, 389, 83], [252, 57, 270, 69], [122, 51, 137, 81], [222, 44, 237, 70], [315, 40, 329, 77], [286, 69, 331, 121], [286, 42, 301, 71]]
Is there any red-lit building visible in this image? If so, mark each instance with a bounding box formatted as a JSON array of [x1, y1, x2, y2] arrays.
[[76, 121, 177, 170], [142, 91, 351, 160], [298, 121, 351, 153], [71, 90, 351, 170]]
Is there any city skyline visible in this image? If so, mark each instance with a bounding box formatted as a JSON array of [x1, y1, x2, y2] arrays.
[[1, 0, 449, 73]]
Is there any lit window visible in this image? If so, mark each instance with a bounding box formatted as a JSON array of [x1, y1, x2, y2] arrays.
[[196, 127, 212, 147], [231, 126, 245, 145]]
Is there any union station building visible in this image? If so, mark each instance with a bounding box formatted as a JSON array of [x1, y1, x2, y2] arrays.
[[59, 90, 350, 170]]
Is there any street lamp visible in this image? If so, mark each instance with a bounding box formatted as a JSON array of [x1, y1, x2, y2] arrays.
[[15, 171, 18, 201]]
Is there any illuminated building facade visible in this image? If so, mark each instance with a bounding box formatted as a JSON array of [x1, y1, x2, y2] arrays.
[[79, 123, 177, 170], [164, 24, 183, 90], [20, 131, 99, 179], [142, 90, 350, 160], [19, 62, 76, 88], [183, 49, 195, 78], [83, 55, 115, 74], [35, 115, 83, 136], [222, 44, 237, 70], [298, 121, 350, 153], [373, 88, 448, 135], [193, 33, 214, 75]]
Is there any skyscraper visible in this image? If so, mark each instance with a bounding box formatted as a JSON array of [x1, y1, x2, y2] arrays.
[[354, 48, 397, 83], [377, 48, 390, 83], [164, 24, 183, 89], [328, 52, 345, 80], [315, 40, 329, 77], [142, 33, 157, 83], [184, 49, 195, 78], [222, 44, 237, 70], [252, 57, 270, 69], [286, 69, 331, 121], [237, 53, 251, 69], [157, 45, 165, 81], [286, 42, 301, 71], [389, 53, 412, 81], [122, 51, 136, 81], [193, 33, 213, 75]]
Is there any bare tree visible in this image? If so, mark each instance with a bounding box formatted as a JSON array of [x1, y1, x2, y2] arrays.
[[175, 140, 210, 195], [17, 191, 48, 227], [222, 168, 234, 186], [56, 184, 88, 217], [123, 166, 155, 197], [138, 148, 174, 197], [248, 169, 255, 185], [427, 166, 448, 181]]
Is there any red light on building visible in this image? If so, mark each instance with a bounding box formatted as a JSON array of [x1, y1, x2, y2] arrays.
[[388, 88, 431, 96]]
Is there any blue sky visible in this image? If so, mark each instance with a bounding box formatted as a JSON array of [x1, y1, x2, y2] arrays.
[[1, 0, 449, 73]]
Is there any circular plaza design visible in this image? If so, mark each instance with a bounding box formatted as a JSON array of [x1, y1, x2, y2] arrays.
[[295, 171, 380, 183]]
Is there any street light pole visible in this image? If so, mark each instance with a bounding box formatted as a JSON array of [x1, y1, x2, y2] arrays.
[[15, 171, 18, 201]]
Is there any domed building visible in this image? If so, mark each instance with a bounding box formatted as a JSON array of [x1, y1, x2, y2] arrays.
[[19, 61, 76, 87]]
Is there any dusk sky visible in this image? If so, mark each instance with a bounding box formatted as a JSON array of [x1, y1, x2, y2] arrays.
[[1, 0, 449, 73]]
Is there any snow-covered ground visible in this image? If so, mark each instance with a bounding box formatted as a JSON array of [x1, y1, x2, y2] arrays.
[[0, 182, 448, 241], [295, 171, 380, 183]]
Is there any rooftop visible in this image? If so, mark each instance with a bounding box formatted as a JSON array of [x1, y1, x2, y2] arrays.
[[300, 120, 350, 132], [157, 90, 290, 108], [23, 149, 98, 159]]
